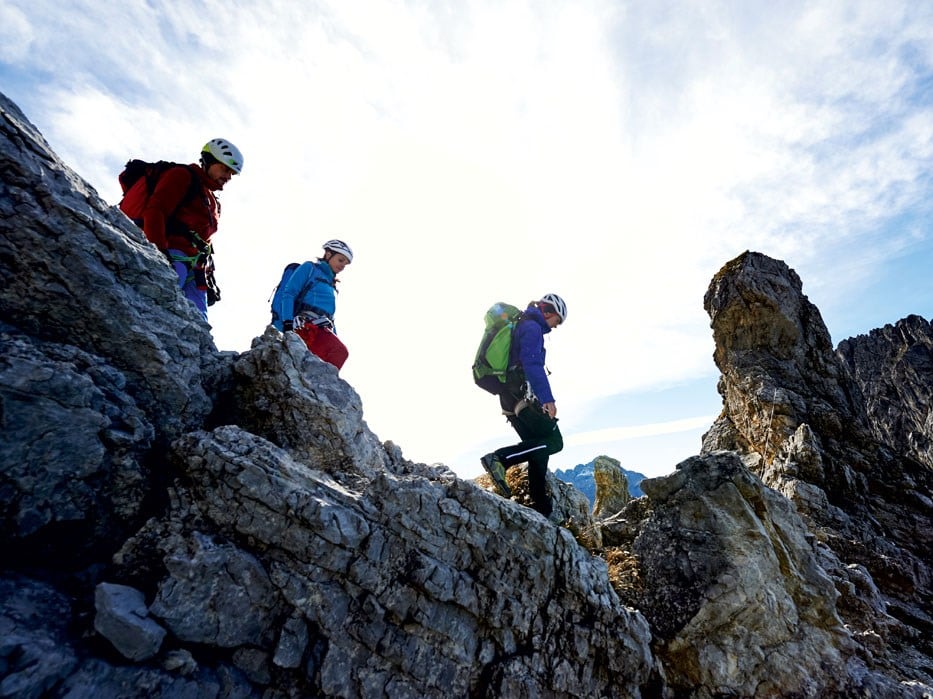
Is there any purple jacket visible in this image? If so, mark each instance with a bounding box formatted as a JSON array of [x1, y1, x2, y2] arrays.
[[509, 304, 554, 404]]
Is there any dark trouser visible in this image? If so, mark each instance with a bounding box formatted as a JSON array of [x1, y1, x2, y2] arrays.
[[493, 403, 563, 516]]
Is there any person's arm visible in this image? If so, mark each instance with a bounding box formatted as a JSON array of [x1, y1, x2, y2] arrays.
[[140, 167, 196, 251], [279, 263, 317, 330], [516, 322, 555, 405]]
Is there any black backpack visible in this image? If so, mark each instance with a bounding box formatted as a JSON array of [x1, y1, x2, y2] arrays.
[[118, 160, 201, 221]]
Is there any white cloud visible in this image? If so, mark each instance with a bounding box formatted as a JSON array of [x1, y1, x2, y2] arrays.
[[0, 5, 33, 63], [566, 415, 718, 447]]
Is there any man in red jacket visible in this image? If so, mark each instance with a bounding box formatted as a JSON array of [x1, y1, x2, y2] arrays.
[[124, 138, 243, 318]]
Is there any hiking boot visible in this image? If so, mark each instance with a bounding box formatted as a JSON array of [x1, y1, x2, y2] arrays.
[[480, 453, 512, 498]]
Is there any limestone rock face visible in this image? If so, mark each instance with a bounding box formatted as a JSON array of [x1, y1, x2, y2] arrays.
[[475, 463, 603, 548], [592, 454, 631, 519], [0, 576, 78, 697], [637, 453, 851, 695], [0, 96, 216, 442], [701, 251, 933, 692], [115, 422, 655, 696], [94, 582, 166, 661], [0, 331, 153, 566], [837, 314, 933, 470], [2, 93, 931, 698], [230, 328, 388, 486], [702, 251, 869, 461]]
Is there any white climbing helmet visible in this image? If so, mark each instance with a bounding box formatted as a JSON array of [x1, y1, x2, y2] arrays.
[[201, 138, 244, 174], [539, 293, 567, 324], [323, 239, 353, 263]]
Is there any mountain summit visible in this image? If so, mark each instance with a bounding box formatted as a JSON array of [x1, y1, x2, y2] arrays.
[[1, 92, 930, 697]]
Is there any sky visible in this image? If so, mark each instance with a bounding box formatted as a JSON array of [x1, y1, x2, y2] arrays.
[[2, 1, 932, 482]]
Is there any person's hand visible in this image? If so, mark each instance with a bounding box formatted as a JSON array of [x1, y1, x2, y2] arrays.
[[282, 320, 294, 332], [542, 402, 557, 418]]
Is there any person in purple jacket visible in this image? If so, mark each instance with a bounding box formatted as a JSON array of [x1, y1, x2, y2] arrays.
[[480, 293, 568, 517]]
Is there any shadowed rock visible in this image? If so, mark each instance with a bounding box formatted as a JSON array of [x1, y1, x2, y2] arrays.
[[94, 582, 166, 661], [838, 314, 933, 470], [0, 97, 217, 441], [0, 331, 153, 566]]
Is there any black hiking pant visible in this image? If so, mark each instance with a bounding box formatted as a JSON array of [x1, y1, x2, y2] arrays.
[[493, 402, 563, 517]]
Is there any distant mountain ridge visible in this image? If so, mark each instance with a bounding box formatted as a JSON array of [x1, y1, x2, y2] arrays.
[[554, 459, 646, 502]]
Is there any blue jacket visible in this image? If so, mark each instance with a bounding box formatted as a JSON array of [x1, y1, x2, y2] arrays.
[[509, 304, 554, 404], [277, 259, 337, 325]]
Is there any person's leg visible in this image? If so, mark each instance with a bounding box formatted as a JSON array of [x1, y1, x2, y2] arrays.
[[295, 324, 348, 370], [525, 452, 553, 516], [182, 281, 208, 318], [496, 406, 562, 466], [312, 329, 349, 369], [168, 250, 207, 319], [295, 322, 320, 355], [497, 405, 562, 515]]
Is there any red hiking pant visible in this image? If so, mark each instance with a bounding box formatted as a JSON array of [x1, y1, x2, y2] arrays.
[[295, 323, 348, 370]]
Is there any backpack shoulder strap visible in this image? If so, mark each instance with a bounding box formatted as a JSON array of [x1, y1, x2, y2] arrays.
[[508, 312, 528, 369], [296, 262, 323, 300], [180, 164, 203, 207]]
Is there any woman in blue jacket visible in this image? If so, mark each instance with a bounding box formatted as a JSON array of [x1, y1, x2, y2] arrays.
[[480, 293, 567, 517], [277, 239, 353, 370]]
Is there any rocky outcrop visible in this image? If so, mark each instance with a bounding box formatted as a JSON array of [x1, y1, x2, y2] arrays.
[[120, 419, 654, 696], [591, 455, 631, 519], [837, 314, 933, 470], [614, 452, 856, 696], [0, 99, 219, 441], [0, 332, 154, 566], [702, 251, 933, 691], [2, 92, 931, 697]]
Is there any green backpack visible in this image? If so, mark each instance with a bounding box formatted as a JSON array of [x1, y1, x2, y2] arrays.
[[473, 302, 523, 394]]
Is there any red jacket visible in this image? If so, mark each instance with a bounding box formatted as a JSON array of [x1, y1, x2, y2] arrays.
[[139, 164, 221, 255]]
